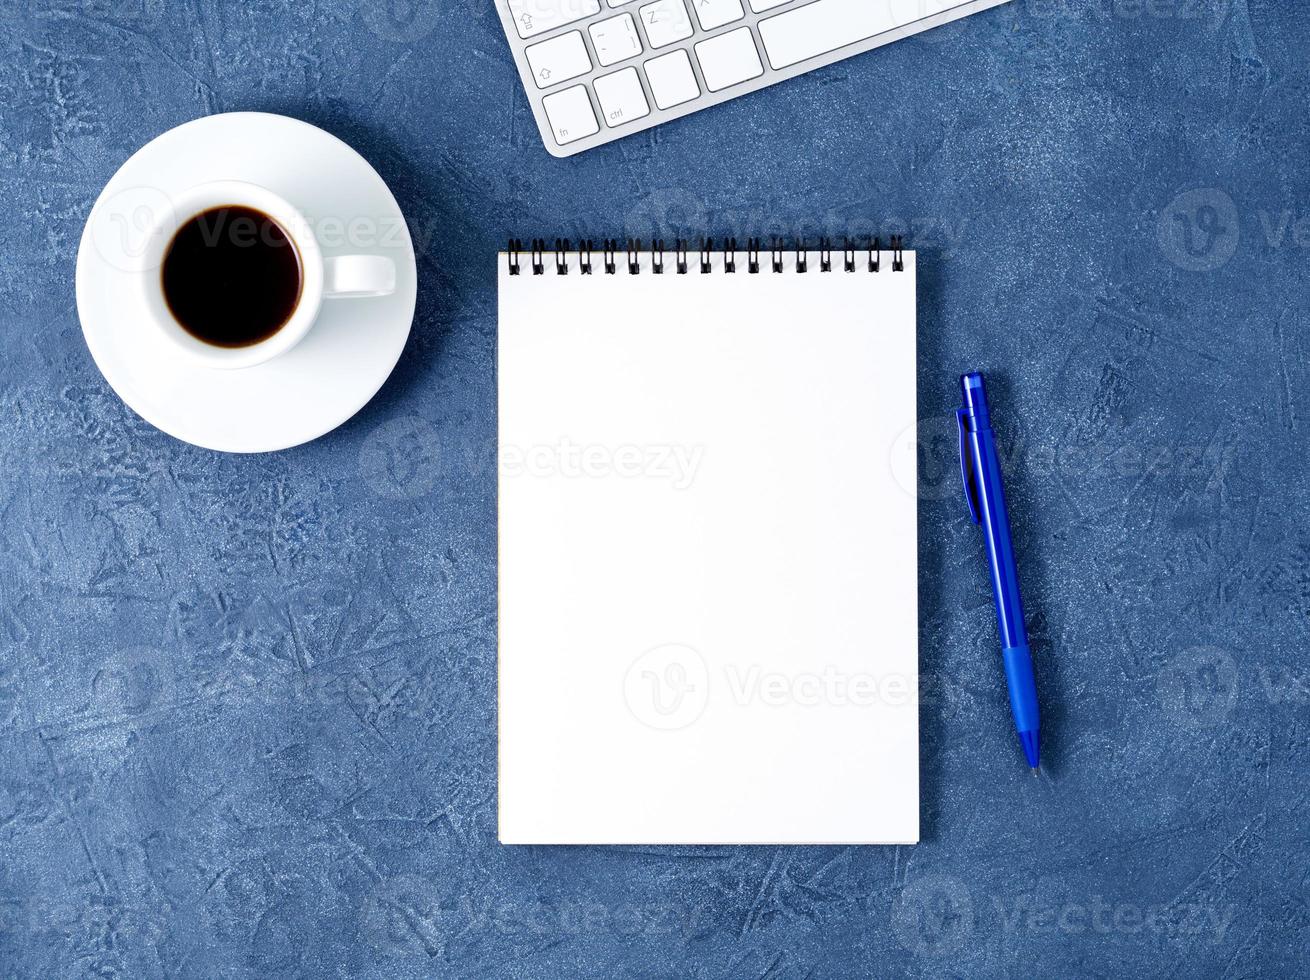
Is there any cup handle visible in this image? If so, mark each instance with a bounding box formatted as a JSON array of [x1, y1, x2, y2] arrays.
[[323, 255, 396, 299]]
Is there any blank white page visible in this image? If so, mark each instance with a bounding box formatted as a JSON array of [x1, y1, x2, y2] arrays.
[[498, 250, 918, 845]]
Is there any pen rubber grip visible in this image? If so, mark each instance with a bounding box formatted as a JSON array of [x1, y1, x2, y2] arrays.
[[1003, 644, 1040, 733]]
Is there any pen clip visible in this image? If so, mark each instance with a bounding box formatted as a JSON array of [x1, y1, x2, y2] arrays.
[[957, 408, 981, 525]]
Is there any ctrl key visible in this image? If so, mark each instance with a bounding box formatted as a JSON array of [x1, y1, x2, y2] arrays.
[[541, 85, 599, 146], [594, 67, 650, 127]]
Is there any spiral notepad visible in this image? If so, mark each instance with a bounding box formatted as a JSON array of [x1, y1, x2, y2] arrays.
[[498, 239, 919, 845]]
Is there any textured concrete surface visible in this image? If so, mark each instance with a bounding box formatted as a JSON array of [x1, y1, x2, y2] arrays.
[[2, 1, 1309, 976]]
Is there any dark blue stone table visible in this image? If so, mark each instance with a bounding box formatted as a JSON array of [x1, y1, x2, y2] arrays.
[[2, 1, 1307, 976]]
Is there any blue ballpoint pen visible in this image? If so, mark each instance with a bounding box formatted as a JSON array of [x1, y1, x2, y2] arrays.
[[956, 373, 1042, 772]]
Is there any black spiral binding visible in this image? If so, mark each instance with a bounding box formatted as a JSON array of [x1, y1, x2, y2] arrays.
[[507, 237, 908, 275]]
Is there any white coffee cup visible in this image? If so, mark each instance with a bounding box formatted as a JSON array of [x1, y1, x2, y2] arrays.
[[137, 180, 396, 371]]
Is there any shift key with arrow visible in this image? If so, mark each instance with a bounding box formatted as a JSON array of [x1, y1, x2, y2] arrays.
[[524, 31, 594, 90]]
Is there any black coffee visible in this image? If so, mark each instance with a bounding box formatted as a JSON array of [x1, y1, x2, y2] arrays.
[[161, 206, 303, 348]]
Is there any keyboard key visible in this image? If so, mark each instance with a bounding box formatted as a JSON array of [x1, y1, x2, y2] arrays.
[[541, 85, 600, 144], [593, 66, 651, 126], [590, 13, 642, 66], [748, 0, 790, 9], [689, 0, 744, 31], [525, 31, 592, 88], [759, 0, 952, 70], [507, 0, 601, 39], [639, 0, 694, 48], [644, 49, 700, 109], [694, 27, 763, 91]]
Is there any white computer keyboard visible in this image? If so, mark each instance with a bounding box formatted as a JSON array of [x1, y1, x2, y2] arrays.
[[494, 0, 1012, 157]]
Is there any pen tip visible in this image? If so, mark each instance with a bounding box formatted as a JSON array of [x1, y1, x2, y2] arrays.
[[1031, 767, 1040, 776]]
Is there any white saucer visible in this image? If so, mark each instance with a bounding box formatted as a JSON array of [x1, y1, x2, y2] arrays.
[[76, 112, 417, 453]]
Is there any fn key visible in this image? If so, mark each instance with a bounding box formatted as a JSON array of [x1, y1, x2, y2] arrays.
[[542, 85, 600, 145]]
